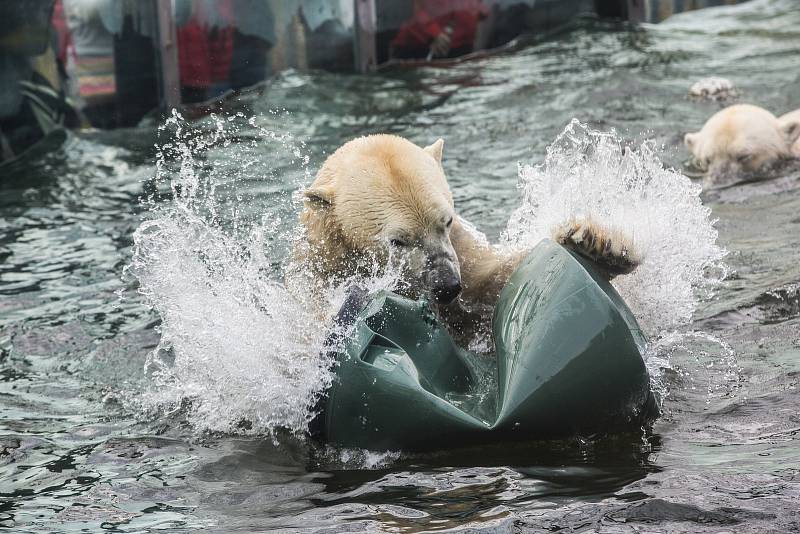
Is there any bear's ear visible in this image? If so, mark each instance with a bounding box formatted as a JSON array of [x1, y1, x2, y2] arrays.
[[781, 119, 800, 146], [684, 132, 697, 151], [424, 138, 444, 163], [303, 187, 334, 210]]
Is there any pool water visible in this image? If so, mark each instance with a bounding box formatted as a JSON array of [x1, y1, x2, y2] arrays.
[[3, 0, 800, 531]]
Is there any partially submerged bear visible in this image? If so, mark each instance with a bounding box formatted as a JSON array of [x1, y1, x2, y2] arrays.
[[293, 134, 640, 338], [685, 104, 800, 185]]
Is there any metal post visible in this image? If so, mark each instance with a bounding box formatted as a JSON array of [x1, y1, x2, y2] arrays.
[[626, 0, 647, 22], [155, 0, 181, 110], [354, 0, 377, 73]]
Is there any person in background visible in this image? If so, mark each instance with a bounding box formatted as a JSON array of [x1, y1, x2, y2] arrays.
[[301, 0, 353, 72], [175, 0, 234, 103], [62, 0, 117, 127], [389, 0, 488, 60], [176, 0, 275, 101], [111, 1, 160, 127], [267, 1, 307, 72], [51, 0, 72, 79], [1, 0, 76, 168], [229, 0, 274, 89], [62, 0, 160, 128]]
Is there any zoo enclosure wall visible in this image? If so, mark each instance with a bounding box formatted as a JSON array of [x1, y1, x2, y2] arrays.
[[1, 0, 749, 136]]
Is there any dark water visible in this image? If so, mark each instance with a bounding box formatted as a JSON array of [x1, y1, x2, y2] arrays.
[[3, 0, 800, 531]]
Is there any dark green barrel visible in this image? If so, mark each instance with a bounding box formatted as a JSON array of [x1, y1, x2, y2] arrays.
[[311, 239, 656, 452]]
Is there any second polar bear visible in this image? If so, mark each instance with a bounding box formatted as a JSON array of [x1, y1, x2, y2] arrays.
[[685, 104, 800, 183], [294, 134, 640, 333]]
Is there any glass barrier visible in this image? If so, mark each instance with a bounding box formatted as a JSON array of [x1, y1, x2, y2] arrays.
[[173, 0, 355, 104], [1, 0, 358, 141], [374, 0, 597, 67], [375, 0, 488, 63], [0, 0, 750, 146]]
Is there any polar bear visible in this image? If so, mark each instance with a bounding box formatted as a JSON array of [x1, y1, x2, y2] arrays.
[[684, 104, 800, 182], [294, 134, 639, 332]]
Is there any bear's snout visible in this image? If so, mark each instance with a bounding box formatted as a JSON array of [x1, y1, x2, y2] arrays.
[[431, 274, 462, 305], [424, 245, 462, 304]]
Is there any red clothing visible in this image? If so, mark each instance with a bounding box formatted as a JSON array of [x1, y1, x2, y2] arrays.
[[208, 27, 234, 83], [177, 1, 234, 87], [178, 22, 212, 87], [51, 0, 71, 65], [391, 0, 488, 52]]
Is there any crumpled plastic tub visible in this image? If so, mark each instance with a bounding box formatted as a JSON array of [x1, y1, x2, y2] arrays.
[[310, 239, 658, 452]]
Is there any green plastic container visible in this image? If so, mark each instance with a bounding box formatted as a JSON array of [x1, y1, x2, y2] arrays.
[[311, 239, 657, 452]]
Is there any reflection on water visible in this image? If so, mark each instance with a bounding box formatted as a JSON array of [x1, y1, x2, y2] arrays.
[[2, 0, 800, 531]]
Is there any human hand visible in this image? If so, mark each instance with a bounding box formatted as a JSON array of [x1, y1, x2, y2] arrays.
[[430, 31, 452, 58]]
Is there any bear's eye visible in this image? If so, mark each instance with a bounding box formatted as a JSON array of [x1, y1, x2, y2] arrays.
[[736, 153, 752, 164], [390, 238, 408, 248], [446, 216, 454, 228]]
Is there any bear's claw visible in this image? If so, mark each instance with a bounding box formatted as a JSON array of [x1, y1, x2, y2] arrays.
[[551, 218, 641, 279]]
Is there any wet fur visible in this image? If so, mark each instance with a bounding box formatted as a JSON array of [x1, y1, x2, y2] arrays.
[[685, 104, 800, 184], [551, 218, 641, 279], [294, 134, 641, 336]]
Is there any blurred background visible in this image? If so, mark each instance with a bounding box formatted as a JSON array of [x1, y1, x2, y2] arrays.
[[0, 0, 746, 159]]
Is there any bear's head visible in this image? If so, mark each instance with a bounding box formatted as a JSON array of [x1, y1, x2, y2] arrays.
[[301, 134, 462, 304], [684, 104, 800, 181]]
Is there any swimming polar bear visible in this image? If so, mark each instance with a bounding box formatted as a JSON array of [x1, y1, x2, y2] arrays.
[[294, 134, 640, 334], [685, 104, 800, 183]]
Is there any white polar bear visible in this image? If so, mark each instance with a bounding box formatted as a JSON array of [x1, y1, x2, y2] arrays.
[[294, 134, 641, 336], [684, 104, 800, 183]]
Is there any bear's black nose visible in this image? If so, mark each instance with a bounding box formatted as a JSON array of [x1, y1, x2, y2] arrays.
[[432, 277, 462, 305]]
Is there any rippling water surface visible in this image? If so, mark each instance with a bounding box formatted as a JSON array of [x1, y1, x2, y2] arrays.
[[3, 1, 800, 531]]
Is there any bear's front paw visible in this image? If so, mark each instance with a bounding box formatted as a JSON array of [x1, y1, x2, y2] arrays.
[[551, 217, 641, 279]]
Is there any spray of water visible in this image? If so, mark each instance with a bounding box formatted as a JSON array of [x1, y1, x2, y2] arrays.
[[129, 111, 409, 438], [504, 120, 730, 401], [128, 111, 337, 436], [644, 331, 742, 406], [505, 120, 727, 335], [131, 115, 729, 439]]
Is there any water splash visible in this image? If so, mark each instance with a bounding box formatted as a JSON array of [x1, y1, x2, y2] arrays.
[[314, 446, 403, 470], [129, 111, 336, 436], [129, 111, 408, 439], [504, 120, 727, 336], [644, 331, 742, 406], [131, 116, 728, 439], [504, 120, 730, 403]]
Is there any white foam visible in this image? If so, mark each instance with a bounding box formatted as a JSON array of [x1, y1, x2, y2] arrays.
[[317, 446, 403, 470], [644, 330, 742, 406], [503, 121, 729, 404], [129, 112, 336, 436], [504, 120, 727, 337]]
